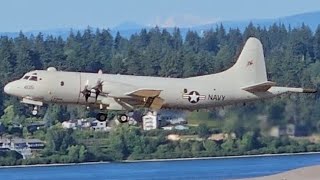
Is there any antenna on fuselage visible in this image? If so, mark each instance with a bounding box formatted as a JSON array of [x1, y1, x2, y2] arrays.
[[47, 67, 57, 72]]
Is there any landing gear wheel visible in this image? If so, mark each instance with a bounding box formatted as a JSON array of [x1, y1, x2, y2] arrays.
[[118, 114, 128, 123], [96, 113, 108, 122], [32, 110, 38, 116], [32, 106, 38, 116]]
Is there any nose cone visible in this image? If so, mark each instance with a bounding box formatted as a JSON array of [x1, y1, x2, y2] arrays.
[[4, 81, 27, 98], [4, 82, 12, 95]]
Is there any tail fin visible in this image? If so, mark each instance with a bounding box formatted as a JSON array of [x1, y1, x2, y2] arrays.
[[229, 37, 268, 85], [190, 37, 270, 87]]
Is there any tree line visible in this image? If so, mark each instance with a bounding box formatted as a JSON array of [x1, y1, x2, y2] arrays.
[[1, 124, 320, 166], [0, 23, 320, 165], [1, 23, 320, 134]]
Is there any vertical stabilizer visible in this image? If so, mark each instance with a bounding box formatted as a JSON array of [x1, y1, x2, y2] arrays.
[[230, 37, 268, 85], [189, 37, 269, 87]]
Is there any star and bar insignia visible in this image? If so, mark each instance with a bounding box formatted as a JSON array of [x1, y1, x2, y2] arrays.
[[182, 91, 206, 103]]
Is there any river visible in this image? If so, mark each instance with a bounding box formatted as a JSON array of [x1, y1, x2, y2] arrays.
[[0, 153, 320, 180]]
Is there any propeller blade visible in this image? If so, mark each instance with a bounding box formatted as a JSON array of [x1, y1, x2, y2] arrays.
[[85, 92, 90, 101], [81, 88, 91, 102], [95, 89, 100, 100], [93, 79, 104, 100]]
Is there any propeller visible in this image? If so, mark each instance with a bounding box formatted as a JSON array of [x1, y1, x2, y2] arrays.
[[93, 78, 103, 100], [81, 80, 92, 102], [81, 79, 104, 102], [81, 89, 91, 102]]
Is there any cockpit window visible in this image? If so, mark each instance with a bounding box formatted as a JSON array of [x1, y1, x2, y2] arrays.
[[29, 76, 37, 81], [23, 76, 30, 80], [22, 71, 38, 81]]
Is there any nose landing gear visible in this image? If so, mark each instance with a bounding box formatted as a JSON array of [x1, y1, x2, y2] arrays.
[[32, 106, 38, 116]]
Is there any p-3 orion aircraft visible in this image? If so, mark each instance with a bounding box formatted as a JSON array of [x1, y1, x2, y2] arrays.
[[4, 37, 317, 122]]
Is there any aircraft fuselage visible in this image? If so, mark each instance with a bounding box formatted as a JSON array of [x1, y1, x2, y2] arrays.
[[4, 70, 286, 111]]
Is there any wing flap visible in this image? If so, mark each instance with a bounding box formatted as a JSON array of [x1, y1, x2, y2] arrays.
[[242, 81, 276, 93]]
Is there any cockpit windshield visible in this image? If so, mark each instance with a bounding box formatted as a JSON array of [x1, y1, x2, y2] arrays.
[[22, 73, 38, 81], [23, 76, 30, 80], [29, 76, 37, 81]]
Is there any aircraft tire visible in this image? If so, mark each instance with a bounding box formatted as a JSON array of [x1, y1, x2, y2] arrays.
[[96, 113, 108, 122], [32, 110, 38, 116], [118, 114, 128, 123]]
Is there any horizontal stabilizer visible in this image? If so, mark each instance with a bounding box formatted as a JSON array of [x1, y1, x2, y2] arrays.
[[242, 81, 276, 93], [268, 86, 317, 94], [126, 89, 162, 97]]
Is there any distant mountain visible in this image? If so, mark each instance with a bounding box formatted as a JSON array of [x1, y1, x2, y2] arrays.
[[115, 11, 320, 37], [112, 22, 145, 31], [110, 11, 320, 37], [194, 11, 320, 32], [278, 11, 320, 29], [1, 11, 320, 39]]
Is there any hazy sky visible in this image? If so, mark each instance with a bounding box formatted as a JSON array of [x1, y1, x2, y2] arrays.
[[1, 0, 320, 32]]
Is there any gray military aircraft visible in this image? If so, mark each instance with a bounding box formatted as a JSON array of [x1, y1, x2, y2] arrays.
[[3, 37, 317, 122]]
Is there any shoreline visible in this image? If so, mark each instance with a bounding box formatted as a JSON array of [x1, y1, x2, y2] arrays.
[[239, 165, 320, 180], [123, 151, 320, 163], [1, 151, 320, 169]]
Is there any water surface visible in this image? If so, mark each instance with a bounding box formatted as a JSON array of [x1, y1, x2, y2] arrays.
[[1, 153, 320, 180]]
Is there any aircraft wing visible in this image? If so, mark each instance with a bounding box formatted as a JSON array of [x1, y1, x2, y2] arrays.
[[124, 89, 164, 110], [99, 81, 165, 110], [242, 81, 276, 93], [125, 89, 162, 97]]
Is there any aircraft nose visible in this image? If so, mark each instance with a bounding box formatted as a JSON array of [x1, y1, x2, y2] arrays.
[[4, 82, 12, 95]]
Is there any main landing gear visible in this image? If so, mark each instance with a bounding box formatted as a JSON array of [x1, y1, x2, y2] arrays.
[[95, 112, 130, 123], [96, 113, 108, 122], [118, 114, 129, 123]]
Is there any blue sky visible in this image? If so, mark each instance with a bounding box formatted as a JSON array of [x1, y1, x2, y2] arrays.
[[1, 0, 320, 32]]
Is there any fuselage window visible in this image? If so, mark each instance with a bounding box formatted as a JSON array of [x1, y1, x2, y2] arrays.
[[60, 81, 64, 86], [29, 76, 37, 81]]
